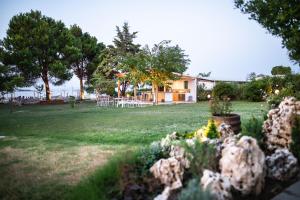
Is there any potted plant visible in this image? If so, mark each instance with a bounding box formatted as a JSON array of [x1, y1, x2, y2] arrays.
[[209, 96, 241, 134]]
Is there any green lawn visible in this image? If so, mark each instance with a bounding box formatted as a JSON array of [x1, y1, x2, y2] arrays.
[[0, 101, 266, 200]]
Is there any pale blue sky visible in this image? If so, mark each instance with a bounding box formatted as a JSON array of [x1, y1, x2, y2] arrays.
[[0, 0, 298, 86]]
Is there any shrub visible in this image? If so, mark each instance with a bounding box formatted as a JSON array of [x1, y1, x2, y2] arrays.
[[209, 97, 233, 116], [69, 96, 76, 108], [136, 143, 167, 175], [183, 141, 218, 176], [212, 82, 238, 99], [241, 116, 264, 146], [203, 119, 220, 139], [243, 79, 268, 101], [178, 178, 212, 200], [197, 84, 211, 101], [291, 116, 300, 161]]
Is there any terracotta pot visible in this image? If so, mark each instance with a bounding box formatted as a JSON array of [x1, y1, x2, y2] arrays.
[[212, 114, 241, 134]]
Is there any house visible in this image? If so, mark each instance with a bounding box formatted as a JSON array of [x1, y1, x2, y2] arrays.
[[197, 77, 247, 90], [140, 74, 197, 103]]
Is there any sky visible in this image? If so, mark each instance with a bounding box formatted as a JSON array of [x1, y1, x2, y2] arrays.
[[0, 0, 299, 91]]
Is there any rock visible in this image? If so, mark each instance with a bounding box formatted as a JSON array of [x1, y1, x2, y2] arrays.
[[150, 157, 185, 199], [220, 136, 265, 195], [263, 97, 300, 152], [160, 132, 178, 151], [201, 169, 232, 200], [266, 148, 299, 181], [169, 145, 190, 169], [153, 186, 171, 200], [218, 123, 235, 139]]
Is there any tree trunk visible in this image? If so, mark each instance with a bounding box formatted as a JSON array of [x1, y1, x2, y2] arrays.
[[152, 82, 158, 105], [45, 80, 51, 101], [42, 68, 51, 101], [79, 77, 84, 100], [134, 85, 137, 98]]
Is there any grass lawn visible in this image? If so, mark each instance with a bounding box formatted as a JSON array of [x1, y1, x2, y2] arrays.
[[0, 101, 267, 200]]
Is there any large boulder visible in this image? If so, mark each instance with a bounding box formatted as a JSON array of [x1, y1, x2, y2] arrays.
[[169, 145, 190, 169], [263, 97, 300, 152], [201, 169, 232, 200], [150, 157, 184, 200], [266, 148, 299, 181], [219, 136, 265, 195]]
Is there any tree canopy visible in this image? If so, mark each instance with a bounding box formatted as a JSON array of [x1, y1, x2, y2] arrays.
[[235, 0, 300, 64], [0, 46, 24, 94], [96, 22, 141, 96], [271, 65, 292, 75], [69, 24, 105, 100], [1, 10, 74, 100], [143, 40, 190, 104]]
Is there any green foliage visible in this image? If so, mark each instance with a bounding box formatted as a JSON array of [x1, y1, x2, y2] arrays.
[[291, 116, 300, 161], [210, 97, 233, 116], [212, 82, 238, 99], [241, 116, 264, 145], [271, 66, 292, 75], [98, 22, 141, 96], [69, 24, 105, 99], [0, 46, 25, 93], [1, 10, 74, 100], [243, 79, 268, 101], [91, 73, 116, 96], [143, 40, 190, 85], [183, 141, 218, 176], [136, 143, 167, 175], [197, 84, 211, 101], [178, 178, 212, 200], [203, 119, 220, 139], [235, 0, 300, 63], [69, 96, 76, 108]]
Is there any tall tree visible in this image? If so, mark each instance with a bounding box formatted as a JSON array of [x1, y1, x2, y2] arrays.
[[1, 10, 74, 100], [235, 0, 300, 64], [143, 40, 190, 104], [0, 45, 24, 94], [69, 24, 105, 100], [271, 65, 292, 75], [98, 22, 141, 96]]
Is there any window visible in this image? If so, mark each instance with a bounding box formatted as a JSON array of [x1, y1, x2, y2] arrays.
[[184, 81, 188, 89], [158, 85, 164, 92]]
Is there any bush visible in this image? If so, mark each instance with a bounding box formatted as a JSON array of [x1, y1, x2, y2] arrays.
[[136, 143, 167, 175], [209, 97, 233, 116], [178, 178, 212, 200], [212, 82, 238, 99], [241, 116, 264, 146], [291, 116, 300, 161], [243, 79, 268, 101], [203, 119, 220, 139], [69, 96, 76, 108], [183, 141, 218, 176], [197, 84, 211, 101]]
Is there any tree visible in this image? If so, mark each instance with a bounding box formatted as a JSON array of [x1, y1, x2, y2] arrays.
[[1, 10, 74, 100], [235, 0, 300, 64], [98, 22, 141, 96], [198, 71, 211, 78], [0, 46, 24, 94], [91, 73, 116, 96], [69, 24, 105, 100], [247, 72, 257, 81], [143, 40, 190, 104], [271, 65, 292, 75]]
